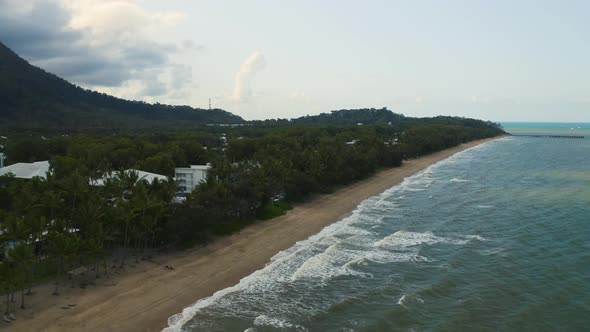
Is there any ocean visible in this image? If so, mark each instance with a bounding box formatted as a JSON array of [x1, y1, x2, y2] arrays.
[[501, 122, 590, 136], [165, 130, 590, 331]]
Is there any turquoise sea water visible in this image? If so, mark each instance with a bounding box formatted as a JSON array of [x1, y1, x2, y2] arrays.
[[165, 136, 590, 332], [502, 122, 590, 136]]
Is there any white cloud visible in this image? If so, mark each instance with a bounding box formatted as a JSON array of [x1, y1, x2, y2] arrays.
[[0, 0, 36, 16], [63, 0, 185, 46], [233, 51, 266, 102], [0, 0, 193, 101]]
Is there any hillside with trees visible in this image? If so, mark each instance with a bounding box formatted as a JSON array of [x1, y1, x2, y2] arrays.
[[0, 42, 243, 129], [254, 108, 503, 131]]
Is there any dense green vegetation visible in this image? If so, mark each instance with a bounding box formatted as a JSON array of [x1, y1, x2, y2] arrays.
[[0, 42, 243, 129], [253, 108, 503, 130], [0, 121, 504, 316]]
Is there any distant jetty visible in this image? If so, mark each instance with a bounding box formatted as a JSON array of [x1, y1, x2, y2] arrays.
[[511, 134, 585, 139]]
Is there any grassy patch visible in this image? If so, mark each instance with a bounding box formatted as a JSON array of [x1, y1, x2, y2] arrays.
[[257, 200, 293, 220]]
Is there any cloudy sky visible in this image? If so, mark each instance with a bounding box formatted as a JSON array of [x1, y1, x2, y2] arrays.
[[1, 0, 589, 122]]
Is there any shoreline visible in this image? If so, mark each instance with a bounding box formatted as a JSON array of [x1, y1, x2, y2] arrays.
[[5, 136, 506, 332]]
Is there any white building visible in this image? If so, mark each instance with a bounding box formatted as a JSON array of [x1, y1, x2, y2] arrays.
[[174, 164, 210, 194], [0, 160, 50, 179]]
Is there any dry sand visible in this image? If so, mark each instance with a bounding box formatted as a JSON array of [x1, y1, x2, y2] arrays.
[[3, 136, 504, 332]]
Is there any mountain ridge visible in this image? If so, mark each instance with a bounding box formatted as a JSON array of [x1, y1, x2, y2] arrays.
[[0, 41, 244, 129]]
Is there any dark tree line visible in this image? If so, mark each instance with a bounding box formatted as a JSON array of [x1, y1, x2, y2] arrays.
[[1, 114, 504, 318], [0, 169, 176, 316]]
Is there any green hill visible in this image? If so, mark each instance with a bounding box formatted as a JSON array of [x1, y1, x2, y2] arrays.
[[291, 108, 405, 125], [254, 107, 504, 133], [0, 41, 243, 129]]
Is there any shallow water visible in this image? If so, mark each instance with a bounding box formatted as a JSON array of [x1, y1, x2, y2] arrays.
[[166, 136, 590, 332]]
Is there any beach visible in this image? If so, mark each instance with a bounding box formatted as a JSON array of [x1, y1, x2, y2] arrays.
[[4, 136, 503, 332]]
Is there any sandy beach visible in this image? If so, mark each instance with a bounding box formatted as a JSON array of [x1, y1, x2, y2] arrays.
[[3, 136, 504, 332]]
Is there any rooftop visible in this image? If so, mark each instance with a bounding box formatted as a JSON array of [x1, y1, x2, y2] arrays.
[[0, 160, 50, 179], [175, 164, 211, 171], [190, 164, 211, 170], [91, 169, 169, 186]]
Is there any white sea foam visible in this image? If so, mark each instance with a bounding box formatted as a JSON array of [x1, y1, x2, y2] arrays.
[[475, 205, 494, 209], [290, 245, 370, 281], [411, 255, 433, 263], [163, 203, 378, 331], [465, 234, 487, 241], [397, 294, 407, 305], [364, 250, 420, 264], [402, 187, 427, 192], [398, 294, 424, 307], [343, 257, 371, 268], [449, 177, 471, 183], [253, 315, 308, 331], [375, 230, 469, 249], [478, 247, 506, 256]]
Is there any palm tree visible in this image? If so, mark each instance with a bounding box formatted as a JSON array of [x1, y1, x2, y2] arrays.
[[116, 169, 139, 200], [47, 231, 71, 295], [76, 193, 105, 240], [84, 238, 103, 279], [112, 170, 139, 268], [116, 200, 136, 268], [1, 215, 31, 245], [64, 235, 81, 288], [0, 260, 14, 319], [0, 248, 17, 319], [0, 213, 31, 305], [97, 202, 118, 278], [10, 244, 34, 309], [76, 195, 108, 279], [23, 215, 46, 295], [145, 199, 165, 258], [60, 171, 89, 227], [41, 189, 63, 222], [149, 177, 176, 204], [131, 183, 155, 260]]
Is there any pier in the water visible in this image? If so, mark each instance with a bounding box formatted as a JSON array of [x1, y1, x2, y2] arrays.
[[512, 134, 585, 139]]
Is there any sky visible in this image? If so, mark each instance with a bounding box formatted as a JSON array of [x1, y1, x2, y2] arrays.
[[1, 0, 589, 122]]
